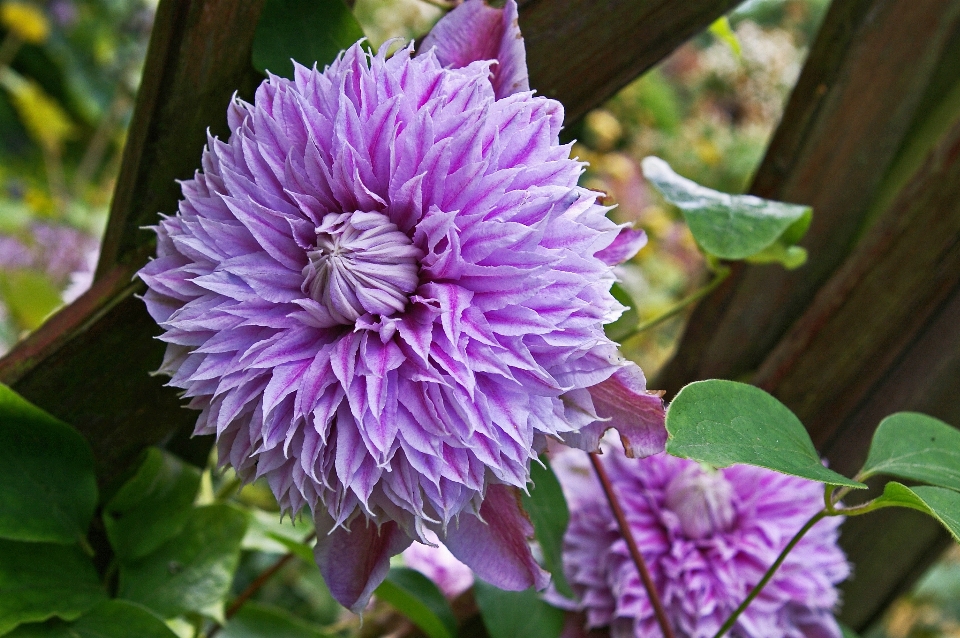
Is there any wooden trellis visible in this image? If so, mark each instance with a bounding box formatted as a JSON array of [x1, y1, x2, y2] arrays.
[[1, 0, 959, 632]]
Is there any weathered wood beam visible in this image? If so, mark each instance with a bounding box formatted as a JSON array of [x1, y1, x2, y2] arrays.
[[656, 0, 960, 394], [753, 112, 960, 630], [0, 0, 743, 488], [520, 0, 741, 123], [95, 0, 266, 276]]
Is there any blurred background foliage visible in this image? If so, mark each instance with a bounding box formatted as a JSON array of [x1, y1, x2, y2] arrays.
[[4, 0, 959, 636]]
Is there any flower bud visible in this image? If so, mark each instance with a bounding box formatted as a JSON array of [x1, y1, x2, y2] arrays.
[[664, 466, 736, 539]]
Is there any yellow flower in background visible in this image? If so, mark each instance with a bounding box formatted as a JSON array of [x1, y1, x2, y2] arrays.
[[0, 1, 50, 44], [0, 68, 74, 151]]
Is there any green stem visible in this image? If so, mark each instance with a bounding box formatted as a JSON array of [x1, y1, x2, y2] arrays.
[[711, 509, 827, 638], [622, 266, 730, 340]]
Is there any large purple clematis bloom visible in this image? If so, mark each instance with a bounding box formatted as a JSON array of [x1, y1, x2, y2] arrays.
[[548, 445, 849, 638], [138, 0, 665, 612]]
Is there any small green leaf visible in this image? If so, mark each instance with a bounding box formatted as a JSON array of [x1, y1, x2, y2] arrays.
[[642, 156, 812, 262], [473, 582, 564, 638], [241, 509, 313, 561], [0, 384, 97, 545], [872, 482, 960, 542], [0, 270, 63, 330], [374, 568, 457, 638], [220, 602, 333, 638], [666, 380, 865, 488], [860, 412, 960, 491], [104, 448, 201, 561], [604, 283, 639, 342], [252, 0, 365, 79], [0, 539, 106, 635], [522, 458, 573, 598], [7, 601, 180, 638], [117, 504, 248, 621], [708, 16, 741, 57]]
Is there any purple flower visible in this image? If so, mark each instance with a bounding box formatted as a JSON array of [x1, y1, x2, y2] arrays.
[[548, 446, 849, 638], [402, 529, 474, 598], [138, 0, 665, 612]]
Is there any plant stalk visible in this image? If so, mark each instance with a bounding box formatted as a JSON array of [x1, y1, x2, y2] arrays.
[[711, 510, 827, 638], [206, 531, 316, 637], [622, 265, 730, 340], [589, 452, 676, 638]]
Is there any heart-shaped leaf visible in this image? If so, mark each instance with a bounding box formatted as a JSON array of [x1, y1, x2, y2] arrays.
[[666, 380, 865, 488], [374, 568, 457, 638], [642, 156, 812, 264], [252, 0, 365, 79], [104, 448, 201, 561], [860, 412, 960, 491], [0, 539, 106, 635], [117, 504, 247, 621], [872, 482, 960, 542], [0, 384, 97, 545]]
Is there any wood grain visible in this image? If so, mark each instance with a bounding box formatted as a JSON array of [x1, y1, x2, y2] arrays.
[[656, 0, 960, 394], [95, 0, 266, 275], [521, 0, 740, 123]]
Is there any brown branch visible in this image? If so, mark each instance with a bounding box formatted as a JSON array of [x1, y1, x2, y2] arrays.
[[588, 452, 675, 638], [207, 532, 317, 637]]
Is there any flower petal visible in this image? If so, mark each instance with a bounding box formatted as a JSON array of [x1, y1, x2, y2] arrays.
[[566, 364, 666, 458], [438, 483, 548, 591], [596, 227, 647, 266], [313, 510, 412, 613], [420, 0, 529, 99]]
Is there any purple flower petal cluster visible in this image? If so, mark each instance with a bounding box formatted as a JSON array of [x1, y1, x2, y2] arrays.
[[549, 446, 849, 638], [138, 0, 666, 612]]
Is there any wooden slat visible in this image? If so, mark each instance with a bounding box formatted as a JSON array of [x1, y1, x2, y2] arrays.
[[0, 0, 742, 487], [827, 280, 960, 629], [656, 0, 960, 394], [520, 0, 741, 123], [95, 0, 266, 275]]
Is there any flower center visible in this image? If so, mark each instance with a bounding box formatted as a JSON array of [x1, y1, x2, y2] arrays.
[[664, 466, 736, 539], [301, 211, 422, 324]]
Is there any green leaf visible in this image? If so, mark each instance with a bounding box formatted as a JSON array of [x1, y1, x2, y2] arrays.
[[0, 270, 63, 330], [103, 448, 201, 561], [473, 582, 564, 638], [839, 622, 861, 638], [872, 482, 960, 542], [117, 504, 248, 621], [0, 539, 106, 635], [6, 601, 180, 638], [220, 602, 333, 638], [522, 458, 573, 598], [860, 412, 960, 491], [374, 568, 457, 638], [252, 0, 365, 79], [604, 283, 639, 342], [0, 384, 97, 544], [241, 509, 313, 561], [665, 380, 865, 488], [641, 156, 812, 262], [708, 16, 741, 57]]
